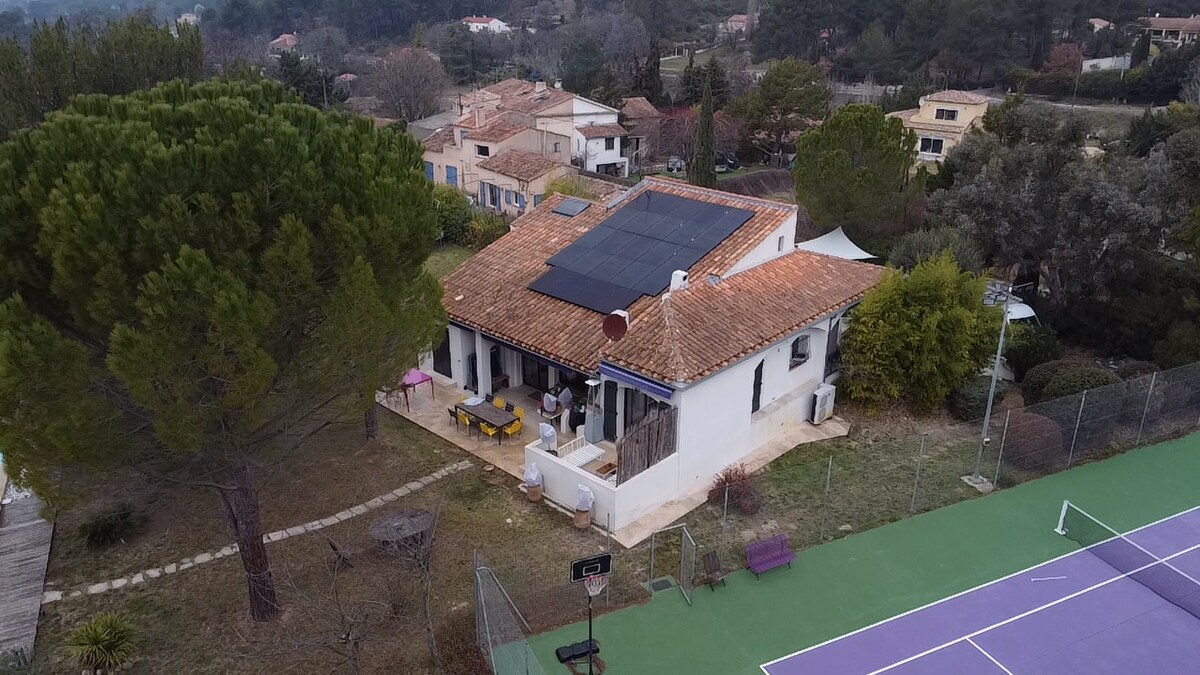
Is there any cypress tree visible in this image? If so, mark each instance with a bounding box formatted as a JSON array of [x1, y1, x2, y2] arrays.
[[690, 75, 717, 188]]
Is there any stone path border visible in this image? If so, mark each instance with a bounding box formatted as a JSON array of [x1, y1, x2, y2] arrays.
[[41, 459, 474, 605]]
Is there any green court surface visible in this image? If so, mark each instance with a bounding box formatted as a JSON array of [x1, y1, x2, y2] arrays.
[[527, 433, 1200, 674]]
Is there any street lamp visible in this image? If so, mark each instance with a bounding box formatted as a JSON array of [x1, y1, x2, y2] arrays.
[[971, 282, 1033, 483]]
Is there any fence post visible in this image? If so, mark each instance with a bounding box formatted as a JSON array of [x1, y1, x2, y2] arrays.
[[605, 513, 612, 606], [909, 434, 928, 515], [993, 410, 1011, 486], [1136, 371, 1157, 446], [1066, 390, 1087, 468], [723, 484, 730, 522]]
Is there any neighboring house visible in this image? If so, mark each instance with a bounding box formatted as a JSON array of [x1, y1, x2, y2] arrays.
[[1138, 15, 1200, 47], [1088, 17, 1112, 32], [463, 16, 511, 33], [422, 79, 631, 215], [888, 90, 990, 163], [620, 97, 663, 170], [716, 14, 752, 38], [268, 33, 300, 57], [410, 110, 461, 141], [425, 178, 883, 532]]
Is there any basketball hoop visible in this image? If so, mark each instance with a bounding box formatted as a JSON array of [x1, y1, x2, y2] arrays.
[[583, 574, 608, 598]]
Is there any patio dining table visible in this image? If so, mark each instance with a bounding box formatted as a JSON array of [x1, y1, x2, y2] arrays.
[[455, 402, 518, 443]]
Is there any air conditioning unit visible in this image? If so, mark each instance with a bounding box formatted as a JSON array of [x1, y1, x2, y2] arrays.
[[810, 384, 836, 425]]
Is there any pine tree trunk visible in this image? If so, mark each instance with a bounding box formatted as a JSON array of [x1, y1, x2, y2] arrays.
[[365, 404, 379, 440], [219, 464, 279, 622]]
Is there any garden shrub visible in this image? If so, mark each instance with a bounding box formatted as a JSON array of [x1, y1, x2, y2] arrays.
[[76, 502, 144, 548], [466, 212, 509, 250], [1000, 411, 1065, 472], [432, 184, 474, 246], [1022, 360, 1073, 404], [66, 612, 137, 670], [708, 464, 758, 515], [1042, 365, 1121, 401], [948, 376, 1008, 421], [886, 227, 983, 273], [1004, 325, 1062, 382], [1115, 360, 1158, 381]]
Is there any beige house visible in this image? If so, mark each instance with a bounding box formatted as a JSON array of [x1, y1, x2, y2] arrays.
[[422, 79, 630, 216], [1139, 15, 1200, 47], [888, 90, 990, 163]]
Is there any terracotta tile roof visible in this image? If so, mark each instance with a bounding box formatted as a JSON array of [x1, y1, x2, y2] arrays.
[[422, 127, 456, 152], [442, 178, 806, 377], [888, 109, 968, 135], [922, 90, 991, 105], [577, 123, 628, 139], [463, 15, 500, 24], [621, 97, 661, 119], [1140, 16, 1200, 31], [476, 150, 563, 182], [464, 79, 587, 115], [467, 117, 528, 142], [602, 250, 884, 384]]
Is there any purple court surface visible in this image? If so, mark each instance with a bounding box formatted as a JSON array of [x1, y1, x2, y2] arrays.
[[761, 506, 1200, 675]]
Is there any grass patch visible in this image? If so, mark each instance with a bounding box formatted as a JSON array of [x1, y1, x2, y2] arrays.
[[425, 245, 474, 280]]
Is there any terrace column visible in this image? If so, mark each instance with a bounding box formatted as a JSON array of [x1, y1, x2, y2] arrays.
[[475, 332, 493, 396]]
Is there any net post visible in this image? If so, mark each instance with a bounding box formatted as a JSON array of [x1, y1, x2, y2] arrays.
[[1136, 371, 1157, 446], [1054, 499, 1071, 535], [992, 410, 1011, 486]]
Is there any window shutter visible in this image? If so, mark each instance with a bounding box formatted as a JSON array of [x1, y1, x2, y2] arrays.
[[752, 361, 764, 413]]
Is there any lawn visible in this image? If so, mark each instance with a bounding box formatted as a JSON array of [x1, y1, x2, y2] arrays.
[[529, 431, 1200, 674], [33, 410, 639, 673], [425, 244, 474, 280]]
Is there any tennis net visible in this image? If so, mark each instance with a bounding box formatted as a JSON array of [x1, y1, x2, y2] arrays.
[[1055, 500, 1200, 621]]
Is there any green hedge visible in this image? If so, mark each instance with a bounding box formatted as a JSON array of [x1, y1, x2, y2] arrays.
[[1006, 67, 1145, 101], [1023, 360, 1074, 404], [1042, 365, 1122, 401], [1005, 325, 1063, 382], [949, 375, 1008, 421]]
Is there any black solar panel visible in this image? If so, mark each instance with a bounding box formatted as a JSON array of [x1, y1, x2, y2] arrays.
[[552, 197, 591, 217], [529, 191, 755, 311]]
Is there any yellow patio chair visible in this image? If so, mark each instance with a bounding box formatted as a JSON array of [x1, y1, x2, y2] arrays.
[[503, 417, 523, 442], [493, 396, 506, 409], [514, 406, 525, 420], [479, 421, 502, 444], [456, 410, 473, 436]]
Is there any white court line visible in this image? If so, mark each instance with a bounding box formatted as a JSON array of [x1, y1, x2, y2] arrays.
[[758, 503, 1200, 674], [1068, 501, 1200, 588], [867, 540, 1200, 674], [966, 637, 1014, 675]]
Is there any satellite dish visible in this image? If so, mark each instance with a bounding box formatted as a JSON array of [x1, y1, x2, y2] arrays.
[[602, 310, 629, 341]]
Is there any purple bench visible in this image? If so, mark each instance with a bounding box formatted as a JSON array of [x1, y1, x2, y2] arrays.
[[745, 534, 796, 579]]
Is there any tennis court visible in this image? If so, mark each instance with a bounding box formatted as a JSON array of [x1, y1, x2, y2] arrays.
[[528, 434, 1200, 674], [762, 502, 1200, 674]]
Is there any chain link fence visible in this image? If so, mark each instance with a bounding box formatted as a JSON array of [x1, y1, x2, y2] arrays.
[[693, 361, 1200, 575]]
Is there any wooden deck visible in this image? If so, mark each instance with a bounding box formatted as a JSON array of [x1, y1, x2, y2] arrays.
[[0, 495, 53, 664]]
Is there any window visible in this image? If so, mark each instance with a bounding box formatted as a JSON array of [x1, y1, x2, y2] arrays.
[[446, 165, 458, 187], [424, 161, 434, 182], [934, 108, 958, 121], [533, 194, 544, 207], [777, 235, 785, 252], [919, 137, 945, 155], [751, 360, 764, 413], [475, 144, 490, 157], [459, 130, 468, 144], [505, 190, 513, 205], [553, 141, 561, 153], [790, 335, 810, 369], [605, 137, 616, 151], [517, 194, 527, 210]]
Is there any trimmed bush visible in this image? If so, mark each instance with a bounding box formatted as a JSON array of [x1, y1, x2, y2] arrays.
[[67, 612, 137, 670], [1042, 365, 1122, 401], [432, 184, 474, 246], [887, 227, 983, 273], [76, 502, 144, 548], [466, 212, 509, 250], [708, 464, 758, 515], [948, 376, 1008, 421], [1001, 411, 1065, 472], [1115, 360, 1158, 380], [1004, 325, 1062, 382], [1022, 360, 1073, 404]]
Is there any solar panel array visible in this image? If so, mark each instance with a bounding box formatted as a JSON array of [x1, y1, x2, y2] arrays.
[[552, 197, 591, 217], [528, 191, 755, 313]]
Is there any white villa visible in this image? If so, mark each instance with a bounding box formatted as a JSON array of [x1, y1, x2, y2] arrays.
[[462, 16, 512, 33], [421, 178, 882, 536]]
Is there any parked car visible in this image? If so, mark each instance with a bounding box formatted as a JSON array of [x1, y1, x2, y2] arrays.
[[715, 154, 729, 173], [720, 151, 741, 171], [666, 157, 686, 173]]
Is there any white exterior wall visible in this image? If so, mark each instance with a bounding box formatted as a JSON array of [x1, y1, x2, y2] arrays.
[[726, 214, 798, 274], [447, 325, 476, 390], [672, 319, 832, 491], [583, 138, 627, 173]]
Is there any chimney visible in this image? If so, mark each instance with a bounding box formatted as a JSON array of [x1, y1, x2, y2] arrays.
[[554, 78, 563, 90], [535, 80, 547, 93], [669, 270, 689, 291], [475, 108, 486, 127]]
